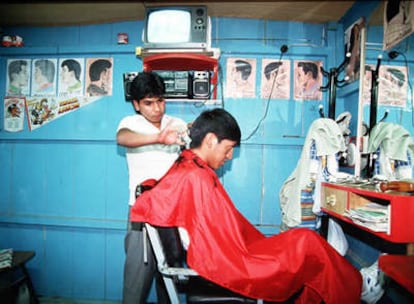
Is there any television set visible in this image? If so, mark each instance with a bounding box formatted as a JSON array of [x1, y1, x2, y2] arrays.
[[142, 6, 210, 49]]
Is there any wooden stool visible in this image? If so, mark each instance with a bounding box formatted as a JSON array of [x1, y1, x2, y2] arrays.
[[0, 250, 39, 304]]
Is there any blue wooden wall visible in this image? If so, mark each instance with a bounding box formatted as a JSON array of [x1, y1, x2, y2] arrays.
[[1, 1, 413, 301]]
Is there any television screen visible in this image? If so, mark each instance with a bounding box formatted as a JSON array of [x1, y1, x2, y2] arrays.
[[147, 10, 191, 44], [143, 6, 210, 49]]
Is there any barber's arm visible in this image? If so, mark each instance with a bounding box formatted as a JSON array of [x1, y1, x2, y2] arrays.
[[116, 124, 186, 148]]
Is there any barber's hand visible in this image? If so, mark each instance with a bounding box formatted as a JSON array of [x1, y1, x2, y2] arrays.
[[158, 122, 186, 146]]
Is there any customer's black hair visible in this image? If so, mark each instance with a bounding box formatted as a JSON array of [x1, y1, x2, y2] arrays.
[[189, 108, 241, 148], [130, 71, 165, 102]]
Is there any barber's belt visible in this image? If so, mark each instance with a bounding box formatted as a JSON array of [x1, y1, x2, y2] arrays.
[[131, 221, 143, 231]]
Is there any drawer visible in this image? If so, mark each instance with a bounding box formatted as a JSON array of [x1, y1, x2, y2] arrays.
[[321, 186, 347, 215]]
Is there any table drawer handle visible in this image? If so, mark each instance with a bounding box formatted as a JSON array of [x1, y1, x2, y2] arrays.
[[326, 194, 336, 206]]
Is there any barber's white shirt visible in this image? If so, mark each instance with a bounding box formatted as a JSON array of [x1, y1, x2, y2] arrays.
[[117, 114, 187, 206]]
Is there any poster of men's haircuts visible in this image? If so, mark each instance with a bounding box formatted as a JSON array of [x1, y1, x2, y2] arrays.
[[31, 58, 58, 96], [383, 0, 414, 50], [4, 97, 25, 132], [378, 65, 408, 107], [6, 59, 31, 96], [225, 58, 256, 98], [363, 64, 408, 107], [3, 57, 114, 131], [85, 58, 113, 97], [294, 60, 323, 101], [58, 58, 85, 97], [344, 17, 366, 83], [261, 59, 290, 99]]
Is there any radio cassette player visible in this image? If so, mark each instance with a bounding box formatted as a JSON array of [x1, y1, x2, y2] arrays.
[[155, 70, 211, 99], [155, 70, 190, 98]]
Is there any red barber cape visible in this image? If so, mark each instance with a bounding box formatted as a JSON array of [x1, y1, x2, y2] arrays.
[[130, 149, 362, 303]]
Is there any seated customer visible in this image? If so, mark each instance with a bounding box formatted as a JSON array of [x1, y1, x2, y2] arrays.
[[130, 108, 362, 303]]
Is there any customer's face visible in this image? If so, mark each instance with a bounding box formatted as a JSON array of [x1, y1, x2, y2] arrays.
[[205, 135, 237, 170]]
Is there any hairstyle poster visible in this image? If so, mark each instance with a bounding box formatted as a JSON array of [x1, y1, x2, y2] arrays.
[[6, 59, 31, 96], [344, 17, 366, 83], [383, 0, 414, 50], [261, 59, 290, 100], [378, 65, 408, 107], [4, 96, 25, 132], [31, 58, 58, 96], [58, 58, 85, 97], [85, 58, 113, 97], [224, 58, 256, 98], [293, 60, 323, 101]]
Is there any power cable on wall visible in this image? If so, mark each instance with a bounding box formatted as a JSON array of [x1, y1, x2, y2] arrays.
[[242, 45, 288, 142]]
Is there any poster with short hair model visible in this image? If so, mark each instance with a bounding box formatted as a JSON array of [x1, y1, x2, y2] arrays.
[[224, 58, 256, 98], [6, 59, 31, 96], [31, 58, 57, 96], [261, 59, 290, 100], [294, 60, 322, 101], [85, 58, 113, 97], [58, 58, 85, 97], [378, 65, 408, 107]]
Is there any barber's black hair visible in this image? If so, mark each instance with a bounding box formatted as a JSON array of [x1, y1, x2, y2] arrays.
[[189, 108, 241, 148], [130, 71, 165, 102]]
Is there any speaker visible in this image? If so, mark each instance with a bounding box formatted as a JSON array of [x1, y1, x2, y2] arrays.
[[192, 71, 210, 98], [123, 72, 139, 101]]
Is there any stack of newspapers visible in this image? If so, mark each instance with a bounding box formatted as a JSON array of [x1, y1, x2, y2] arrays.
[[0, 248, 13, 269], [345, 202, 389, 232]]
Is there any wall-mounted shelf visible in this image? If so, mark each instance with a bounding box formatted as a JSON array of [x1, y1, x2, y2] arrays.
[[165, 98, 221, 105], [140, 52, 219, 99]]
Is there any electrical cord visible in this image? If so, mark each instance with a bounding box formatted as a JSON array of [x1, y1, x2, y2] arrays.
[[242, 45, 288, 141]]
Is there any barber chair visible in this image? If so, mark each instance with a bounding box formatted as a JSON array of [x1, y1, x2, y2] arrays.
[[136, 181, 290, 304], [144, 222, 263, 303]]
